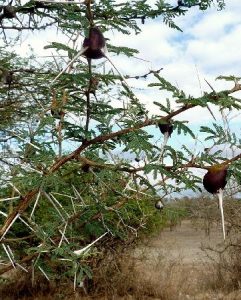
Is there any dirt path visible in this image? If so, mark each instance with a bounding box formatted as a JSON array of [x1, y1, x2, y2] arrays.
[[132, 220, 241, 300], [146, 219, 224, 264]]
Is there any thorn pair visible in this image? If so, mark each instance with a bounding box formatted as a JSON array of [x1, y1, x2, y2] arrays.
[[51, 27, 132, 94]]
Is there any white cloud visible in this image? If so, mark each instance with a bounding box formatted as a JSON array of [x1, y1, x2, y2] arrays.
[[101, 2, 241, 127], [186, 11, 240, 40], [6, 1, 241, 127]]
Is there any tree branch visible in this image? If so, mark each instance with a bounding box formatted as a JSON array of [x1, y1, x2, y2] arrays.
[[1, 84, 240, 240]]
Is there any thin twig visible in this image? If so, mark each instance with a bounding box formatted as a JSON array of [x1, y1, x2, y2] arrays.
[[36, 0, 85, 3]]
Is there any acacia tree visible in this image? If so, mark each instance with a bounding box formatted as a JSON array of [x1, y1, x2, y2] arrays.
[[0, 0, 240, 287]]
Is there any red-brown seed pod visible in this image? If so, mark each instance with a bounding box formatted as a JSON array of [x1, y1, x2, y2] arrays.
[[158, 123, 174, 137], [82, 27, 106, 59], [203, 166, 228, 194], [203, 165, 228, 240]]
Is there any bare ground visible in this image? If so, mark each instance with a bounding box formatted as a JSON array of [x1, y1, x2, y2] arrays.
[[140, 219, 223, 264], [131, 220, 241, 300]]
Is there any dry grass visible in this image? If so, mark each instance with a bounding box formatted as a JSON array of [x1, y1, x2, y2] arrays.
[[73, 248, 202, 299], [201, 236, 241, 293], [0, 247, 205, 300], [182, 197, 241, 298], [2, 197, 241, 300]]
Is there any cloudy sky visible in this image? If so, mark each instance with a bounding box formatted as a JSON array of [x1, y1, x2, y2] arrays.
[[104, 0, 241, 194], [105, 0, 241, 120], [13, 0, 241, 152], [14, 1, 241, 121], [102, 1, 241, 159], [4, 0, 241, 196]]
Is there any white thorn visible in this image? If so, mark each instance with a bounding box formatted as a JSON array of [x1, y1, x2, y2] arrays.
[[44, 192, 66, 222], [159, 132, 169, 161], [58, 222, 68, 248], [16, 262, 28, 273], [50, 193, 70, 217], [8, 183, 22, 196], [2, 244, 15, 268], [73, 232, 107, 256], [51, 48, 87, 85], [19, 217, 36, 232], [103, 53, 139, 101], [10, 132, 41, 150], [218, 189, 225, 240], [30, 190, 41, 219], [6, 245, 28, 272], [0, 213, 20, 241], [0, 196, 19, 202], [73, 263, 77, 291], [38, 266, 50, 281], [72, 185, 86, 205], [70, 196, 76, 214], [0, 210, 7, 217]]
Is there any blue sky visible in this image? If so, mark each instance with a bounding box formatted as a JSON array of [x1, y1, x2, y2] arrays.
[[13, 1, 241, 112], [3, 0, 240, 198], [12, 0, 241, 158]]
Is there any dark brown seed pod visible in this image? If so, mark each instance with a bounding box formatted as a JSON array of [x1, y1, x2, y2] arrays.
[[5, 71, 13, 85], [203, 166, 228, 194], [83, 27, 106, 59], [158, 123, 174, 137], [82, 164, 90, 173], [51, 109, 64, 119], [3, 5, 16, 19], [203, 165, 228, 240], [50, 92, 65, 119]]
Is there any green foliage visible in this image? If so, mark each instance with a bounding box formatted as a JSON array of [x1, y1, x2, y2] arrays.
[[174, 120, 196, 138], [153, 98, 171, 114], [149, 74, 182, 98], [200, 123, 239, 147], [0, 0, 240, 291]]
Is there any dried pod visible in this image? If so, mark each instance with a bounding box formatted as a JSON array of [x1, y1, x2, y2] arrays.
[[82, 27, 106, 59], [50, 92, 64, 119], [5, 71, 13, 86], [51, 109, 64, 119], [155, 200, 164, 210], [3, 5, 16, 19], [0, 69, 13, 85], [24, 144, 36, 160], [82, 164, 90, 173], [158, 122, 174, 137], [203, 166, 227, 194]]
